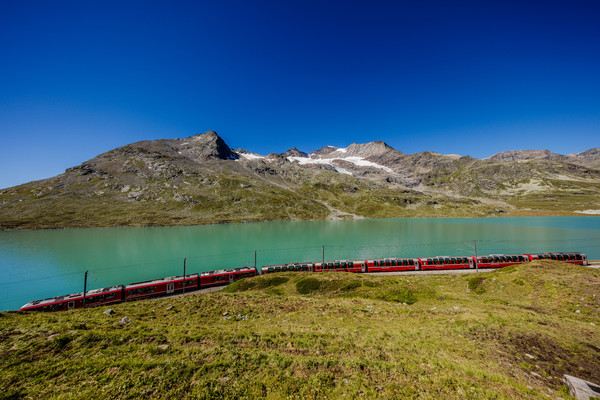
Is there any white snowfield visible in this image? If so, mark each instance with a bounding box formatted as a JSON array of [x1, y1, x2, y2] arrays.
[[574, 209, 600, 215], [238, 152, 265, 160], [287, 155, 394, 175], [235, 145, 395, 176]]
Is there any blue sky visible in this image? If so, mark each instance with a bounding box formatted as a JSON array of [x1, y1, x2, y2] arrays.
[[1, 0, 599, 189]]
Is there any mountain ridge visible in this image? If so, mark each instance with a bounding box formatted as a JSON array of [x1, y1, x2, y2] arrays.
[[1, 130, 599, 230]]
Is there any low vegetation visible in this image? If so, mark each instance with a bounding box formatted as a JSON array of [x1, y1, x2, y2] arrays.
[[1, 261, 599, 399]]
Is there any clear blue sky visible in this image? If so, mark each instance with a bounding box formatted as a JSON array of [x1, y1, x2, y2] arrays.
[[1, 0, 599, 189]]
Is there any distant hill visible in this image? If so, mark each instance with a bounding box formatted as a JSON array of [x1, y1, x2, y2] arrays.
[[1, 130, 599, 229]]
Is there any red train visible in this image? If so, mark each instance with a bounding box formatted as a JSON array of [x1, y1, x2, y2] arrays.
[[261, 252, 588, 274], [19, 267, 257, 312], [19, 252, 588, 312]]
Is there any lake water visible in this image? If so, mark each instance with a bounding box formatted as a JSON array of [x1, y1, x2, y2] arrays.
[[1, 216, 599, 311]]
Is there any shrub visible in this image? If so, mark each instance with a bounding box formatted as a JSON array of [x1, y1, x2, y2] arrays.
[[296, 278, 321, 294], [468, 277, 487, 294]]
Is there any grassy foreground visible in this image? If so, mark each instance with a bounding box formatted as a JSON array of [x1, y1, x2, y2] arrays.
[[1, 261, 599, 399]]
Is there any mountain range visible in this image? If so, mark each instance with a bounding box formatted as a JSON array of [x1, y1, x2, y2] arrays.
[[1, 130, 599, 229]]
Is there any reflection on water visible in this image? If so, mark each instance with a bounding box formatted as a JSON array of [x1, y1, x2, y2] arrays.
[[1, 216, 598, 310]]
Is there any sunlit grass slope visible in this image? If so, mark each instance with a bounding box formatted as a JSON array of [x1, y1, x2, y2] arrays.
[[1, 261, 598, 399]]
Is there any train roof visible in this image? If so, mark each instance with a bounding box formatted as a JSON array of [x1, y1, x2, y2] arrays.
[[527, 252, 585, 255], [200, 266, 256, 276], [420, 255, 469, 259], [261, 262, 311, 267], [316, 259, 366, 264], [126, 273, 199, 289], [20, 285, 124, 309], [478, 254, 525, 257]]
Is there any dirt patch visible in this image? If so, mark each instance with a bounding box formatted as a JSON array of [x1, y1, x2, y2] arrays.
[[502, 331, 600, 387]]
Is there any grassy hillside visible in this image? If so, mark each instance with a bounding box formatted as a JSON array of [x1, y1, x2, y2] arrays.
[[1, 261, 599, 399]]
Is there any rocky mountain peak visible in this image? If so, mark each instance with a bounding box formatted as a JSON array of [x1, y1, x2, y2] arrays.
[[280, 147, 309, 158], [179, 130, 238, 161], [575, 148, 600, 158], [486, 149, 565, 162], [310, 145, 340, 158], [344, 141, 397, 158]]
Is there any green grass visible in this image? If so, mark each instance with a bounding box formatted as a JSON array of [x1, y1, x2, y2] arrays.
[[1, 261, 598, 399]]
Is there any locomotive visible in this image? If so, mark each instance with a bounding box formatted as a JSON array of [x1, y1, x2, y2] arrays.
[[19, 252, 587, 312]]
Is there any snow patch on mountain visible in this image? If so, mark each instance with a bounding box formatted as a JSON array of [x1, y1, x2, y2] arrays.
[[288, 155, 394, 175], [240, 153, 264, 160]]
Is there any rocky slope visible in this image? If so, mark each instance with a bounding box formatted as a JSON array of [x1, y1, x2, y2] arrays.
[[1, 131, 599, 229]]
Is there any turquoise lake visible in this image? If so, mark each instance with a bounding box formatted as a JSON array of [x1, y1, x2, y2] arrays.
[[1, 216, 599, 311]]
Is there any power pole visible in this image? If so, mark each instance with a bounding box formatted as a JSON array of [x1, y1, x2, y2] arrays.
[[255, 250, 257, 269], [474, 240, 478, 273], [322, 245, 325, 263], [183, 258, 187, 295], [83, 270, 88, 308]]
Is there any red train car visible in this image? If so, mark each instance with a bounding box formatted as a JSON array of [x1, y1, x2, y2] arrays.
[[526, 252, 588, 265], [261, 263, 314, 274], [419, 256, 474, 271], [125, 274, 199, 301], [314, 260, 366, 273], [366, 258, 420, 272], [475, 254, 529, 269], [200, 267, 258, 287], [19, 285, 125, 312]]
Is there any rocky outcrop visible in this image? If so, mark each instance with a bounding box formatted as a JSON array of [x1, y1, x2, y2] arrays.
[[486, 149, 566, 162], [280, 147, 308, 158], [174, 130, 238, 161], [310, 145, 340, 158]]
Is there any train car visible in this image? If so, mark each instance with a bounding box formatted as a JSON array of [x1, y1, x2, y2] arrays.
[[261, 263, 314, 274], [20, 285, 125, 312], [314, 260, 366, 273], [419, 256, 474, 271], [475, 254, 529, 269], [526, 252, 588, 265], [200, 266, 258, 287], [366, 258, 420, 273], [125, 274, 199, 301]]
